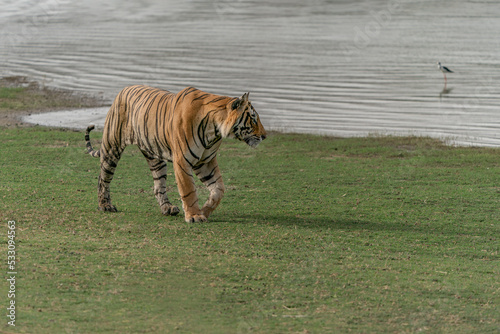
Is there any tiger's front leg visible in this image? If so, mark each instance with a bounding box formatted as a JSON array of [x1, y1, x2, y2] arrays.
[[173, 159, 206, 223], [195, 158, 225, 219]]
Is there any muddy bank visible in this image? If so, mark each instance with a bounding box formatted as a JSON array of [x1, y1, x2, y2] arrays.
[[0, 76, 104, 127]]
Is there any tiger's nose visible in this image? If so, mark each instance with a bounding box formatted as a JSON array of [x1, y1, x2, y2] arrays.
[[261, 134, 267, 140]]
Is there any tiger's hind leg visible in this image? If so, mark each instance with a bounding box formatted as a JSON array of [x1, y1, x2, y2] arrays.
[[98, 148, 123, 212], [143, 154, 180, 216]]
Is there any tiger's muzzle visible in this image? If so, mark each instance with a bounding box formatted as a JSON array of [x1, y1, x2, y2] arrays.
[[245, 134, 266, 148]]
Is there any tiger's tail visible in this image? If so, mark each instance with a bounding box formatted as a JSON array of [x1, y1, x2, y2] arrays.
[[85, 125, 101, 158]]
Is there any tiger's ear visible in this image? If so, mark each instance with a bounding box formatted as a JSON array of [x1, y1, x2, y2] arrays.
[[232, 92, 250, 111]]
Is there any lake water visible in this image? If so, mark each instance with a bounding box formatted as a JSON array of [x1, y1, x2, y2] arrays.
[[2, 0, 500, 146]]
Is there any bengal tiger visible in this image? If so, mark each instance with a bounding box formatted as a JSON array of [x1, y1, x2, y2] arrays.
[[85, 85, 267, 222]]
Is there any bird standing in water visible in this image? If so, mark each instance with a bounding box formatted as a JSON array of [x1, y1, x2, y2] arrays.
[[437, 62, 453, 84]]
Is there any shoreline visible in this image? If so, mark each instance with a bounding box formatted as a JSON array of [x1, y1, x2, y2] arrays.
[[21, 105, 499, 148], [2, 76, 499, 148]]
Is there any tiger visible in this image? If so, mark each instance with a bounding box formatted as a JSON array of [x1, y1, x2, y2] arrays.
[[85, 85, 267, 222]]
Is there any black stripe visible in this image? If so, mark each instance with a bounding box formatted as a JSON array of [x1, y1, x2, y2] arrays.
[[150, 160, 166, 171], [183, 154, 195, 168], [188, 198, 199, 207], [198, 149, 218, 165], [176, 163, 193, 177], [173, 87, 197, 111], [199, 166, 217, 183], [105, 159, 117, 169], [153, 175, 167, 181], [209, 96, 227, 103], [191, 93, 210, 103], [184, 136, 200, 160], [182, 190, 196, 199], [206, 175, 222, 187], [193, 164, 205, 171], [102, 166, 115, 176]]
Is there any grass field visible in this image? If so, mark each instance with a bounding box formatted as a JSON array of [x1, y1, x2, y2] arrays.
[[1, 124, 498, 333]]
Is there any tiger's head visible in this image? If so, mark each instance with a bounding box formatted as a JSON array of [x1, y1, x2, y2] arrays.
[[223, 92, 267, 148]]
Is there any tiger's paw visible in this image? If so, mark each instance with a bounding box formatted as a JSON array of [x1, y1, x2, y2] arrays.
[[185, 214, 208, 223], [161, 204, 180, 216], [98, 204, 118, 212]]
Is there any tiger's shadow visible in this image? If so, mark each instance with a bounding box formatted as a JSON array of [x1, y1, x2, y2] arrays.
[[210, 213, 459, 237], [210, 213, 385, 232]]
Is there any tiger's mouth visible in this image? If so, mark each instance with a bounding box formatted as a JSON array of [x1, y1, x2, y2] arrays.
[[244, 135, 265, 148]]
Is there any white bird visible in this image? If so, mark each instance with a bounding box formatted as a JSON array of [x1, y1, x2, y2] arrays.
[[437, 62, 453, 83]]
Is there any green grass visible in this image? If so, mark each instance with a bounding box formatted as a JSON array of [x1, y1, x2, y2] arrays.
[[0, 87, 26, 110], [1, 127, 499, 333]]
